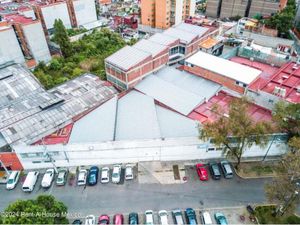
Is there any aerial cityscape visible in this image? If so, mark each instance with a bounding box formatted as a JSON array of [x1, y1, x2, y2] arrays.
[[0, 0, 300, 224]]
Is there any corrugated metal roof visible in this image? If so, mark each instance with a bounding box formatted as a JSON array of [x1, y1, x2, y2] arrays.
[[68, 97, 117, 143], [185, 51, 262, 85], [175, 23, 209, 36], [156, 105, 198, 138], [115, 91, 161, 141], [135, 75, 203, 116], [148, 33, 179, 46], [156, 67, 221, 100], [133, 39, 168, 58], [105, 46, 151, 71], [163, 27, 198, 44]]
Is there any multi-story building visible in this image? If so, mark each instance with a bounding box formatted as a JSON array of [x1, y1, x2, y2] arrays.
[[206, 0, 287, 18], [141, 0, 196, 29]]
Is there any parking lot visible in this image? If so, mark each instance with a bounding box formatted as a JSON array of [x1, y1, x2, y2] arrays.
[[0, 162, 270, 222]]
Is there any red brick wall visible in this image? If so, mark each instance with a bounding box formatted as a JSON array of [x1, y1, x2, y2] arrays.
[[106, 67, 126, 82], [127, 61, 153, 82], [184, 65, 245, 94], [153, 54, 168, 70], [0, 153, 23, 170]]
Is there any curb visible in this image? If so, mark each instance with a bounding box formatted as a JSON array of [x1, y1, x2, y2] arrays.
[[234, 168, 277, 179]]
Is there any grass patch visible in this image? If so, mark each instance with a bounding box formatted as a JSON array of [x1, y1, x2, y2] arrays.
[[237, 161, 278, 177], [255, 205, 300, 224]]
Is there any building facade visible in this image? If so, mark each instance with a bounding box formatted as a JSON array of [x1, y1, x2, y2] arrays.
[[141, 0, 196, 29], [206, 0, 287, 18]]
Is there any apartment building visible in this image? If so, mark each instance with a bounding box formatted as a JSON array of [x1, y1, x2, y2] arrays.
[[141, 0, 196, 29], [206, 0, 287, 18]]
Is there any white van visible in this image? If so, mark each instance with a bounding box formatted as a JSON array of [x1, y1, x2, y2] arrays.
[[201, 211, 213, 225], [22, 171, 39, 192], [6, 171, 20, 190]]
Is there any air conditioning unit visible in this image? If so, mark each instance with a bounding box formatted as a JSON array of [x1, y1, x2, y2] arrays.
[[279, 88, 286, 97], [292, 64, 299, 70], [273, 86, 280, 95], [282, 75, 289, 79], [296, 86, 300, 93]]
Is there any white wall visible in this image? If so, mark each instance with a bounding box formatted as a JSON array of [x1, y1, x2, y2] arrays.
[[22, 22, 51, 63], [73, 0, 97, 26], [13, 135, 288, 169], [41, 3, 72, 30], [175, 0, 183, 26], [0, 28, 25, 64], [19, 9, 36, 20], [189, 0, 196, 17]]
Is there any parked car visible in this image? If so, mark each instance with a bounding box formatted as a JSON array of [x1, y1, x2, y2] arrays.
[[72, 219, 83, 224], [113, 214, 124, 225], [6, 171, 20, 190], [201, 211, 213, 225], [22, 171, 39, 192], [209, 162, 221, 180], [98, 215, 109, 225], [41, 168, 55, 188], [172, 209, 184, 225], [101, 167, 110, 183], [125, 164, 134, 180], [145, 210, 154, 225], [196, 163, 209, 181], [214, 213, 228, 225], [56, 168, 68, 186], [112, 164, 122, 184], [220, 160, 233, 179], [85, 215, 96, 225], [159, 210, 169, 225], [128, 212, 139, 225], [88, 166, 99, 186], [185, 208, 197, 225], [77, 169, 88, 186]]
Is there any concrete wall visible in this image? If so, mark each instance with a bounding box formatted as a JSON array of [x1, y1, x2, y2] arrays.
[[22, 22, 51, 63], [174, 0, 183, 26], [41, 3, 72, 30], [20, 9, 36, 20], [73, 0, 97, 26], [246, 89, 282, 110], [13, 135, 288, 169], [0, 28, 25, 64]]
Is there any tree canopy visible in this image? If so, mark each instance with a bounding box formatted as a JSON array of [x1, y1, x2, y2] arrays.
[[53, 19, 73, 58], [34, 28, 126, 89], [1, 195, 69, 224], [199, 97, 272, 170]]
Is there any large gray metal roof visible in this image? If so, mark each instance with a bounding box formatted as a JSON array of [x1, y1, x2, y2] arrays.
[[147, 33, 179, 47], [163, 28, 198, 44], [0, 64, 118, 145], [115, 90, 161, 141], [133, 39, 168, 58], [156, 67, 221, 101], [105, 46, 151, 71], [69, 97, 117, 143], [135, 74, 203, 116], [175, 23, 209, 36]]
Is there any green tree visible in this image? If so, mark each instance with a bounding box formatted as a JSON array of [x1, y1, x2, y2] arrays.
[[53, 19, 73, 58], [272, 102, 300, 138], [2, 195, 68, 224], [200, 97, 272, 170], [265, 148, 300, 216]]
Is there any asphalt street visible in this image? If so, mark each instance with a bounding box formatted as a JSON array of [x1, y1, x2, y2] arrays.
[[0, 167, 270, 219]]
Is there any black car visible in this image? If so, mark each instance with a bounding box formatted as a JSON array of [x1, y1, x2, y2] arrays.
[[87, 166, 99, 185], [185, 208, 197, 225], [72, 219, 82, 224], [209, 162, 221, 180], [128, 212, 139, 225]]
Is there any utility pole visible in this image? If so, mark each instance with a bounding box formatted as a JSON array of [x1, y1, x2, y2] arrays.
[[42, 138, 58, 173]]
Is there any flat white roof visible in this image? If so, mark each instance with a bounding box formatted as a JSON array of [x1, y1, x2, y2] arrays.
[[185, 51, 262, 85], [163, 28, 198, 44], [133, 39, 168, 57], [105, 46, 151, 71]]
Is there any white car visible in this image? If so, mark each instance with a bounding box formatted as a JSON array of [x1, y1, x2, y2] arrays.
[[41, 168, 55, 188], [159, 210, 169, 225], [145, 210, 154, 225], [6, 171, 20, 190], [85, 215, 96, 225], [101, 167, 110, 183], [77, 169, 87, 186], [112, 164, 121, 184], [125, 164, 133, 180]]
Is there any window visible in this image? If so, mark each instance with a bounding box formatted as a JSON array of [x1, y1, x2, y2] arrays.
[[179, 46, 185, 54], [235, 81, 247, 88], [169, 46, 179, 55], [207, 147, 215, 151]]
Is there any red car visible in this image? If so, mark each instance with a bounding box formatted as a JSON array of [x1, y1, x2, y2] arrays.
[[113, 214, 124, 225], [196, 163, 209, 181], [98, 215, 109, 225]]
